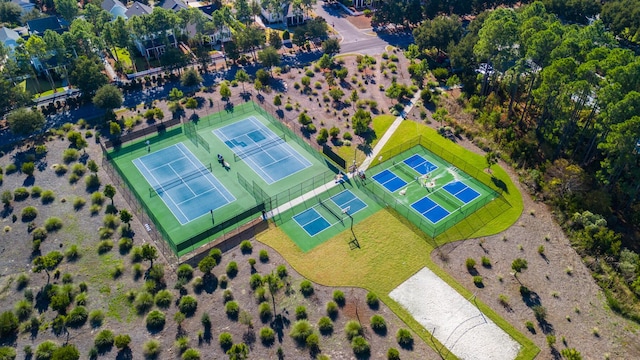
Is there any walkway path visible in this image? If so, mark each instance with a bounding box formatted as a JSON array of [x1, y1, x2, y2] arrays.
[[266, 91, 422, 219]]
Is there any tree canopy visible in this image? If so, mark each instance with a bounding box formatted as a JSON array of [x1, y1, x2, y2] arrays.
[[93, 85, 123, 112], [7, 108, 46, 136]]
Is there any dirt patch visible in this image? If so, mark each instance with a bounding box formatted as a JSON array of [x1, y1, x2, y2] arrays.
[[347, 14, 373, 29]]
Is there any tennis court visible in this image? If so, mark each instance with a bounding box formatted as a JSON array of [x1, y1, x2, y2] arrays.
[[372, 169, 407, 192], [291, 189, 369, 238], [403, 154, 438, 175], [213, 116, 312, 184], [443, 180, 481, 204], [411, 196, 450, 224], [133, 143, 235, 225]]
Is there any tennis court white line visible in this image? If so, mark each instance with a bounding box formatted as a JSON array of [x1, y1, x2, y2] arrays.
[[214, 126, 278, 184], [137, 159, 190, 223], [248, 117, 311, 169], [412, 197, 439, 216], [177, 143, 236, 203], [167, 163, 197, 197], [293, 208, 323, 227], [292, 207, 340, 237]]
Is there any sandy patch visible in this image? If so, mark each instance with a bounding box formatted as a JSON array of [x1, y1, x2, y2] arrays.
[[389, 267, 520, 360]]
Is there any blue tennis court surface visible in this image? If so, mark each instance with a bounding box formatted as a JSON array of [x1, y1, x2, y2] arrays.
[[411, 196, 450, 224], [403, 154, 438, 175], [443, 181, 480, 204], [331, 190, 367, 215], [213, 117, 312, 184], [133, 143, 235, 225], [372, 169, 407, 192], [293, 208, 331, 236]]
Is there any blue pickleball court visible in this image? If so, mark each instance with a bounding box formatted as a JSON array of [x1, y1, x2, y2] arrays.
[[372, 169, 407, 192], [403, 154, 438, 175], [443, 180, 481, 204], [292, 208, 332, 236], [411, 196, 451, 224]]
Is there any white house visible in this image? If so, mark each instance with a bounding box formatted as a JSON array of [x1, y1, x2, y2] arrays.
[[101, 0, 128, 19], [0, 27, 20, 53], [259, 0, 306, 26]]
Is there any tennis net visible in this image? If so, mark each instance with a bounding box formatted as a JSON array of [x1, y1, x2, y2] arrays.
[[149, 163, 212, 197], [318, 199, 343, 224], [233, 134, 286, 162], [393, 162, 419, 182], [431, 189, 464, 211]]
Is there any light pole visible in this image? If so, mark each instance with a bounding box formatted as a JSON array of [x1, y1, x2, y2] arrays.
[[210, 209, 214, 225]]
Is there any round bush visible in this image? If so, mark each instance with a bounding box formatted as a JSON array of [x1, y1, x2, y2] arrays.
[[300, 280, 314, 297], [370, 315, 387, 335], [44, 217, 63, 232], [35, 340, 57, 360], [351, 336, 370, 357], [97, 240, 113, 254], [396, 328, 414, 348], [32, 227, 47, 241], [255, 287, 267, 303], [178, 295, 198, 316], [209, 248, 222, 264], [226, 261, 238, 278], [134, 292, 154, 314], [94, 329, 114, 350], [318, 316, 333, 335], [345, 320, 363, 340], [333, 290, 345, 306], [181, 348, 200, 360], [326, 301, 339, 319], [118, 237, 133, 254], [276, 265, 288, 279], [154, 290, 173, 308], [89, 310, 104, 327], [290, 320, 313, 343], [260, 326, 275, 345], [143, 340, 161, 358], [387, 347, 400, 360], [259, 302, 272, 323], [225, 301, 239, 319], [240, 240, 252, 254], [21, 206, 38, 221], [66, 306, 88, 327], [249, 273, 262, 290], [306, 333, 319, 351], [13, 187, 29, 201], [14, 299, 32, 321], [295, 306, 307, 320], [222, 289, 234, 303], [41, 190, 55, 204], [177, 264, 194, 281], [366, 292, 379, 309], [0, 346, 16, 360], [259, 249, 269, 262], [218, 332, 233, 350], [146, 310, 166, 330], [114, 334, 131, 349]]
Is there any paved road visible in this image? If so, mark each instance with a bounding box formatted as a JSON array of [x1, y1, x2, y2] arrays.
[[313, 2, 414, 55]]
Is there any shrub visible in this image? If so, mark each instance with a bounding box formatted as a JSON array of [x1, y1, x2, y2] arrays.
[[182, 348, 200, 360], [306, 333, 319, 352], [290, 320, 313, 343], [345, 320, 363, 341], [4, 164, 17, 174], [14, 299, 32, 321], [146, 310, 166, 330], [97, 240, 114, 254], [276, 265, 288, 278], [396, 328, 414, 348], [21, 206, 38, 221], [209, 248, 222, 264], [154, 290, 172, 308], [370, 315, 387, 334], [465, 258, 476, 270], [114, 334, 131, 349], [259, 302, 272, 322], [218, 332, 233, 350], [366, 292, 379, 308], [219, 275, 228, 289], [326, 301, 339, 319], [295, 305, 307, 320], [143, 340, 161, 358], [259, 249, 269, 262], [226, 261, 238, 277], [351, 336, 370, 357], [16, 273, 29, 289], [35, 340, 57, 360], [300, 280, 314, 296], [31, 186, 42, 197], [44, 217, 63, 231], [72, 196, 86, 210], [91, 192, 104, 205], [63, 149, 79, 163], [94, 329, 114, 350], [473, 276, 483, 286], [118, 237, 133, 254], [260, 326, 275, 345], [222, 289, 233, 303], [525, 320, 535, 332], [40, 190, 55, 204], [481, 256, 491, 267], [13, 187, 29, 201], [249, 274, 263, 290], [240, 240, 252, 254], [177, 264, 194, 281], [318, 316, 333, 335], [225, 301, 239, 319], [75, 292, 88, 306], [54, 164, 68, 176], [32, 227, 47, 241], [134, 292, 154, 314], [66, 306, 88, 327], [71, 163, 85, 176], [175, 336, 189, 353], [387, 347, 400, 360], [0, 347, 16, 360], [85, 174, 100, 190], [89, 310, 104, 327], [532, 305, 547, 322], [333, 290, 345, 306]]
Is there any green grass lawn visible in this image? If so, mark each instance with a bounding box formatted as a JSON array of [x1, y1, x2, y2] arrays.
[[113, 47, 133, 67], [258, 119, 536, 359], [336, 114, 396, 166], [23, 77, 65, 98]]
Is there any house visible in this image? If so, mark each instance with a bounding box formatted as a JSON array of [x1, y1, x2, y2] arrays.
[[101, 0, 128, 19], [125, 1, 153, 18], [161, 0, 188, 12], [26, 16, 68, 36], [260, 1, 306, 26], [10, 0, 35, 15], [0, 27, 20, 53], [136, 34, 178, 59]]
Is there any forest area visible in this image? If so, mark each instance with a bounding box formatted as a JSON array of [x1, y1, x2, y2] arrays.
[[403, 1, 640, 322]]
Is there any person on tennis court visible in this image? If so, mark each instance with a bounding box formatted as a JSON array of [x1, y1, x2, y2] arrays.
[[217, 154, 224, 164]]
